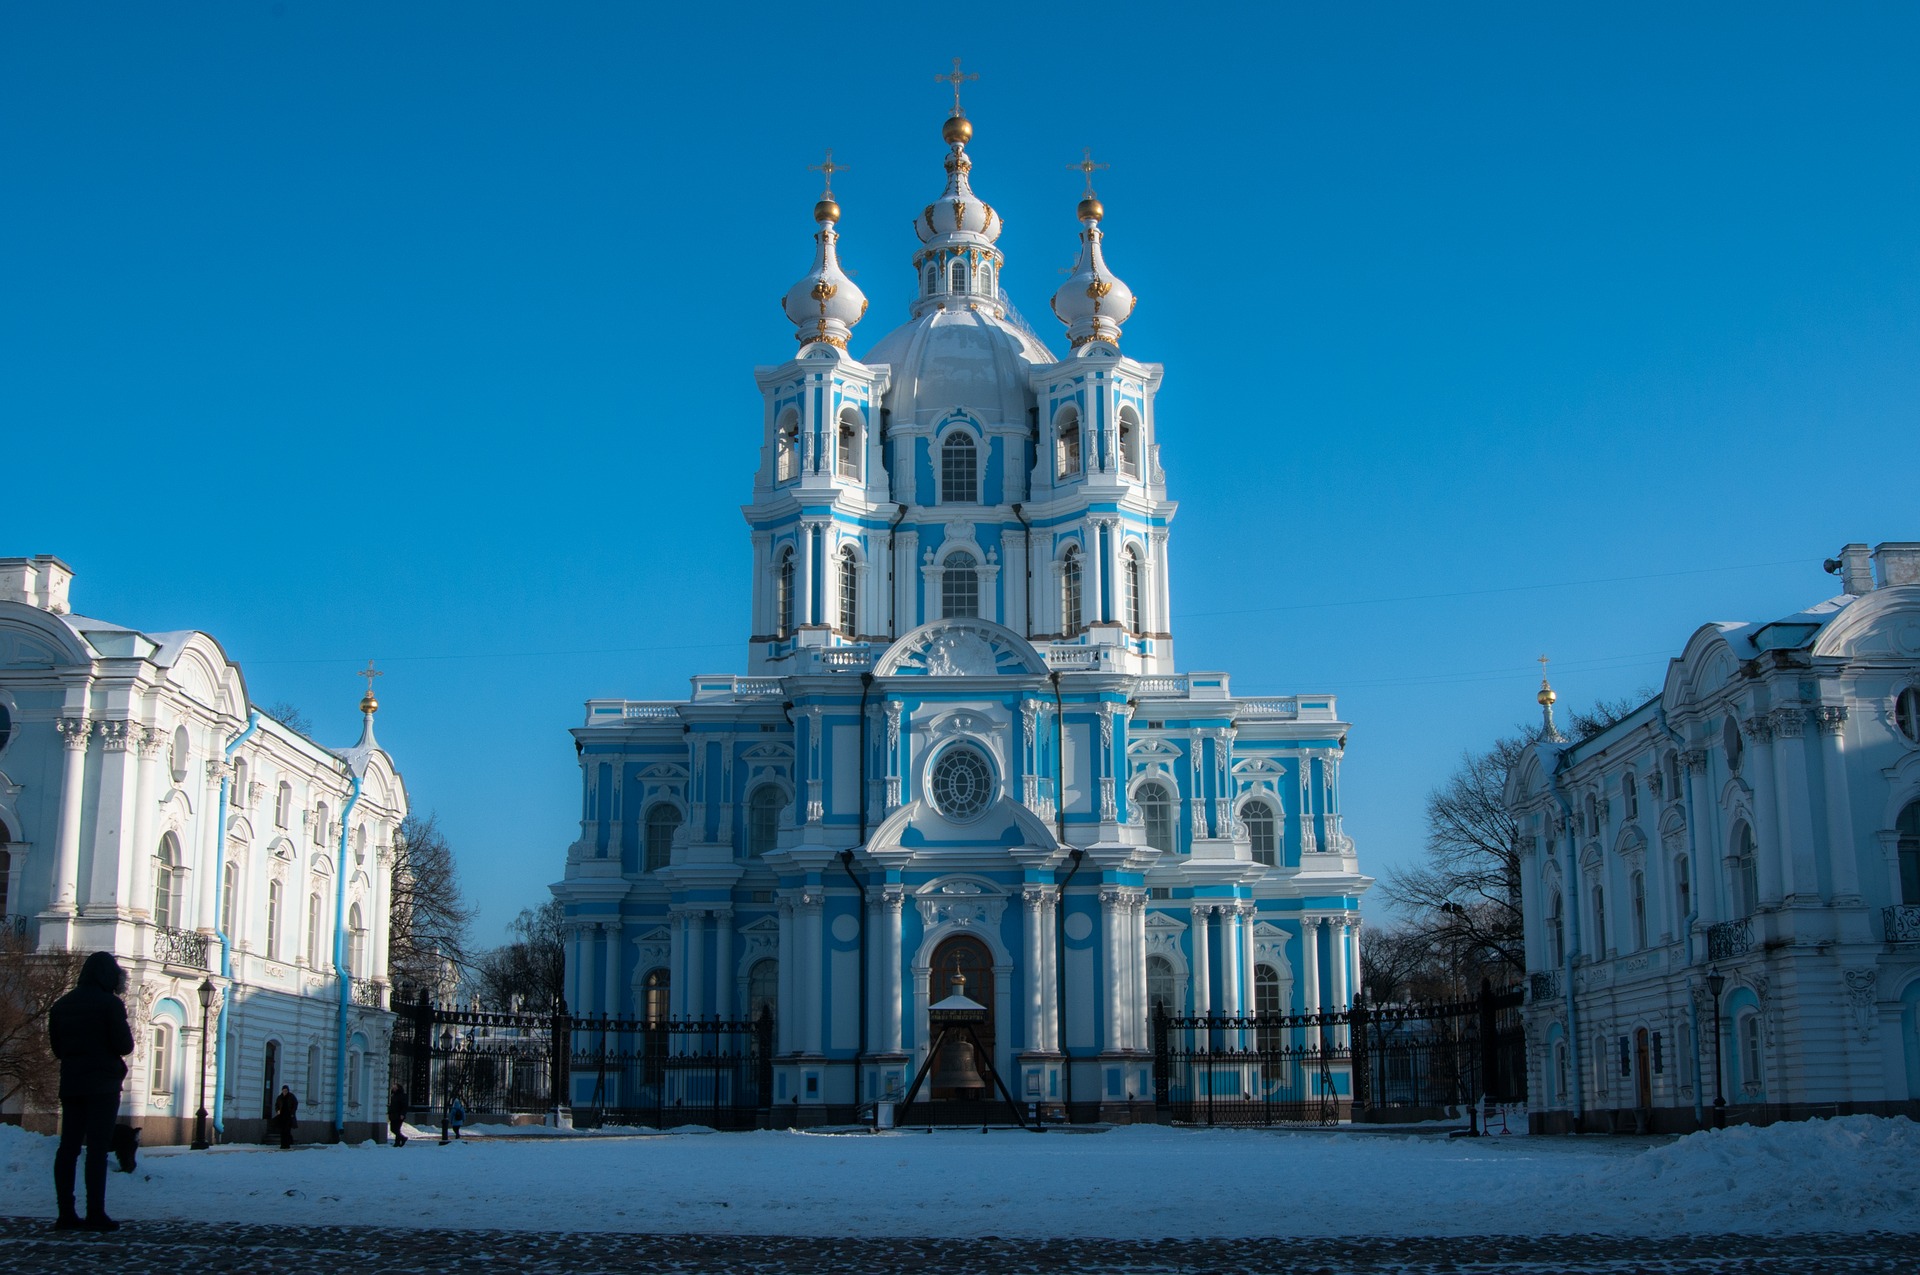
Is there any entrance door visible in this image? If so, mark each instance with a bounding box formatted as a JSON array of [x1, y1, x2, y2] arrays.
[[927, 934, 995, 1100], [1634, 1028, 1652, 1110], [262, 1040, 279, 1120]]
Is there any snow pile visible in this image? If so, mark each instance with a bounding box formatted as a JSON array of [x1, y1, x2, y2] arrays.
[[0, 1116, 1914, 1237]]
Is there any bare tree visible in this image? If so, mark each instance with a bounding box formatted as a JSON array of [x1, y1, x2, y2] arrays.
[[1360, 926, 1454, 1006], [472, 900, 566, 1010], [389, 812, 474, 997], [1569, 690, 1652, 742], [259, 700, 315, 738], [0, 931, 84, 1110]]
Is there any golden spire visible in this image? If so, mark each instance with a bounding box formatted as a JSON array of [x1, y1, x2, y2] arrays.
[[357, 659, 383, 716]]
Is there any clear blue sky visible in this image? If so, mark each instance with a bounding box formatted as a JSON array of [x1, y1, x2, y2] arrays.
[[6, 4, 1917, 946]]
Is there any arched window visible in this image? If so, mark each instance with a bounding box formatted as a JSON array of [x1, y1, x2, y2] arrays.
[[1123, 546, 1143, 633], [1554, 1041, 1569, 1103], [1724, 718, 1744, 774], [220, 862, 237, 936], [1628, 871, 1646, 951], [306, 1044, 319, 1105], [746, 785, 782, 859], [0, 702, 11, 752], [307, 892, 323, 966], [1137, 782, 1175, 854], [1590, 884, 1607, 953], [924, 263, 937, 295], [644, 803, 681, 873], [980, 263, 995, 295], [1255, 964, 1284, 1062], [1147, 955, 1176, 1017], [942, 551, 979, 619], [1055, 410, 1081, 477], [940, 432, 977, 503], [149, 1021, 173, 1096], [775, 412, 799, 481], [275, 781, 291, 829], [1547, 891, 1565, 966], [1896, 800, 1920, 904], [1584, 794, 1598, 837], [347, 904, 366, 976], [748, 958, 778, 1025], [1244, 799, 1277, 866], [267, 880, 284, 960], [642, 968, 671, 1083], [1118, 407, 1140, 477], [1675, 855, 1692, 921], [950, 260, 969, 293], [1623, 772, 1638, 820], [1061, 547, 1083, 636], [838, 546, 858, 636], [776, 549, 795, 638], [153, 833, 183, 930], [231, 759, 248, 807], [837, 412, 860, 479], [1668, 752, 1684, 797], [1732, 822, 1759, 916]]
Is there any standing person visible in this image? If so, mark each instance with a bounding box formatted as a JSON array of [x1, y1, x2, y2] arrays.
[[48, 951, 135, 1232], [273, 1085, 299, 1149], [448, 1095, 465, 1140], [387, 1082, 409, 1146]]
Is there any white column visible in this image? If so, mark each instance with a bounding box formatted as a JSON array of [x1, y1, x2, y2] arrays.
[[51, 718, 90, 913], [1083, 526, 1104, 630], [602, 921, 623, 1017], [684, 910, 706, 1020], [1190, 903, 1211, 1017], [1220, 902, 1242, 1019], [1040, 891, 1059, 1051], [796, 524, 816, 630], [666, 914, 684, 1020], [895, 530, 918, 632], [1006, 528, 1029, 636], [1816, 708, 1861, 902], [1023, 887, 1047, 1053], [581, 924, 601, 1017], [1331, 919, 1353, 1046], [800, 890, 824, 1054], [128, 728, 161, 918], [1100, 888, 1123, 1050], [776, 899, 795, 1054], [881, 888, 904, 1054], [712, 909, 734, 1020], [1745, 717, 1785, 907], [1132, 894, 1148, 1050], [1300, 917, 1322, 1046], [1240, 906, 1258, 1018], [1770, 709, 1820, 904], [97, 723, 138, 911]]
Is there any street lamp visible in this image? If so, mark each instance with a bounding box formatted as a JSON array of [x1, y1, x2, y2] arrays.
[[191, 978, 214, 1150], [1706, 968, 1727, 1129], [439, 1027, 455, 1145]]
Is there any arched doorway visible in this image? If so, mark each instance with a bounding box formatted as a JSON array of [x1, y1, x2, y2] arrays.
[[927, 933, 994, 1100]]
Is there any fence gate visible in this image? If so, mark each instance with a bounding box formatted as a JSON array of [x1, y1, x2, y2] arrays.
[[1151, 1008, 1348, 1126], [1348, 980, 1527, 1120]]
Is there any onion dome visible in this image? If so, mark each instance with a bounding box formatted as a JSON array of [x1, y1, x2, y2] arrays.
[[915, 117, 1003, 246], [781, 169, 868, 349], [1050, 184, 1135, 349]]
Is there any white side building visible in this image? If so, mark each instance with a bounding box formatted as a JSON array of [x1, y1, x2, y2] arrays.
[[1508, 542, 1920, 1132], [0, 555, 405, 1144]]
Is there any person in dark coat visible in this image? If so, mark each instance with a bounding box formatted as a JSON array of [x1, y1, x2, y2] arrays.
[[48, 950, 135, 1232], [273, 1085, 299, 1149], [387, 1083, 409, 1146]]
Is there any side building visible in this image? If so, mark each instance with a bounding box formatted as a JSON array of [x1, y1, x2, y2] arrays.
[[0, 556, 404, 1144], [1508, 542, 1920, 1132]]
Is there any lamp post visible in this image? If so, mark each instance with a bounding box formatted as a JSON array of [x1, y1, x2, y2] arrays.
[[190, 978, 215, 1150], [439, 1027, 454, 1145], [1706, 968, 1727, 1129]]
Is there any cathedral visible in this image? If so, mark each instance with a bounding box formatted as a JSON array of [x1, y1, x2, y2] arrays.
[[552, 98, 1370, 1123]]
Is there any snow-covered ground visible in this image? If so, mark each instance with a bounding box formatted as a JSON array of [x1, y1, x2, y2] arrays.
[[2, 1116, 1915, 1238]]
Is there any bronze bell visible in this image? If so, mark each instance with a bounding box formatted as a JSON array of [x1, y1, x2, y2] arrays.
[[931, 1034, 986, 1092]]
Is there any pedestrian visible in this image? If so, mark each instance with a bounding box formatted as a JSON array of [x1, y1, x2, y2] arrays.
[[48, 950, 135, 1232], [449, 1095, 465, 1140], [387, 1082, 409, 1146], [273, 1084, 299, 1149]]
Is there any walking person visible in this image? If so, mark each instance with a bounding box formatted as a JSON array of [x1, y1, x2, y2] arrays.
[[387, 1082, 409, 1146], [448, 1095, 465, 1140], [48, 951, 135, 1232], [273, 1085, 299, 1149]]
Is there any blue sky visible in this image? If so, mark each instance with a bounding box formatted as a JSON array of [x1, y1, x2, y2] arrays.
[[5, 4, 1917, 946]]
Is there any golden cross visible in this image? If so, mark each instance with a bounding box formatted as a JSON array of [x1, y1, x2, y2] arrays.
[[807, 148, 847, 198], [936, 57, 978, 116], [1069, 146, 1109, 197], [358, 660, 384, 697]]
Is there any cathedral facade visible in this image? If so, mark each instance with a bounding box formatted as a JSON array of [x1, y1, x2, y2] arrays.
[[552, 108, 1369, 1123]]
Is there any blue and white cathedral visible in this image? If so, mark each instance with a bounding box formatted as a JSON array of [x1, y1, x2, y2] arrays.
[[553, 103, 1371, 1122]]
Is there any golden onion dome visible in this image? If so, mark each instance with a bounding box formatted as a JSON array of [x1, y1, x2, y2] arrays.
[[1537, 684, 1557, 707], [813, 197, 841, 224], [943, 114, 972, 145], [360, 691, 379, 715], [1077, 195, 1104, 223]]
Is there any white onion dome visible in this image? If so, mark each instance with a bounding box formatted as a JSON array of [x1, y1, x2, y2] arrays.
[[916, 116, 1003, 246], [781, 198, 868, 349], [1050, 196, 1135, 349]]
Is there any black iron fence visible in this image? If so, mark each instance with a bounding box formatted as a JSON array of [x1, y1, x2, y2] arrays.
[[389, 994, 773, 1131], [1349, 981, 1527, 1118]]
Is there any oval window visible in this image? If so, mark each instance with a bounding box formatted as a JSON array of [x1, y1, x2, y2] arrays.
[[930, 748, 994, 821]]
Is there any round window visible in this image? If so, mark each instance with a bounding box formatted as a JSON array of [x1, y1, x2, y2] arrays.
[[930, 748, 994, 821]]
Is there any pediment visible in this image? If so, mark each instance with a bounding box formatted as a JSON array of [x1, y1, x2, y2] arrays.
[[740, 916, 780, 935], [1145, 911, 1188, 933], [741, 743, 793, 764], [875, 619, 1047, 677], [639, 763, 688, 780], [1232, 757, 1286, 778], [1128, 737, 1184, 762]]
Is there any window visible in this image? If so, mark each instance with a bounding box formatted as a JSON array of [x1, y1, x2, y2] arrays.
[[747, 959, 778, 1025], [275, 782, 291, 829], [1547, 892, 1565, 967], [347, 904, 366, 976], [307, 1044, 319, 1104], [644, 803, 681, 873], [1668, 752, 1684, 797], [924, 263, 937, 295], [1733, 822, 1759, 916], [1255, 964, 1283, 1066], [1629, 871, 1647, 951], [267, 880, 284, 960], [1739, 1012, 1762, 1088], [1138, 782, 1175, 854], [838, 547, 858, 636], [1897, 800, 1920, 904], [980, 263, 994, 296], [643, 968, 670, 1083], [154, 833, 182, 929], [1147, 956, 1177, 1018], [746, 785, 782, 859], [950, 260, 969, 293], [221, 862, 237, 936], [1555, 1042, 1569, 1103], [776, 549, 796, 638], [1123, 546, 1143, 633], [930, 748, 993, 821], [150, 1023, 172, 1096], [776, 412, 799, 481], [940, 433, 977, 503], [1675, 855, 1692, 921], [1724, 718, 1744, 774], [1056, 411, 1081, 477], [942, 551, 979, 619], [1899, 688, 1920, 744], [837, 413, 860, 479], [348, 1048, 361, 1107], [1584, 794, 1598, 837], [1060, 547, 1083, 636], [1244, 799, 1277, 866], [1118, 408, 1140, 477], [231, 759, 248, 806], [307, 893, 323, 966], [1623, 772, 1638, 821], [1591, 884, 1607, 954]]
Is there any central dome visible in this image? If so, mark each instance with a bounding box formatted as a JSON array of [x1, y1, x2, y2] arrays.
[[861, 306, 1056, 428]]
